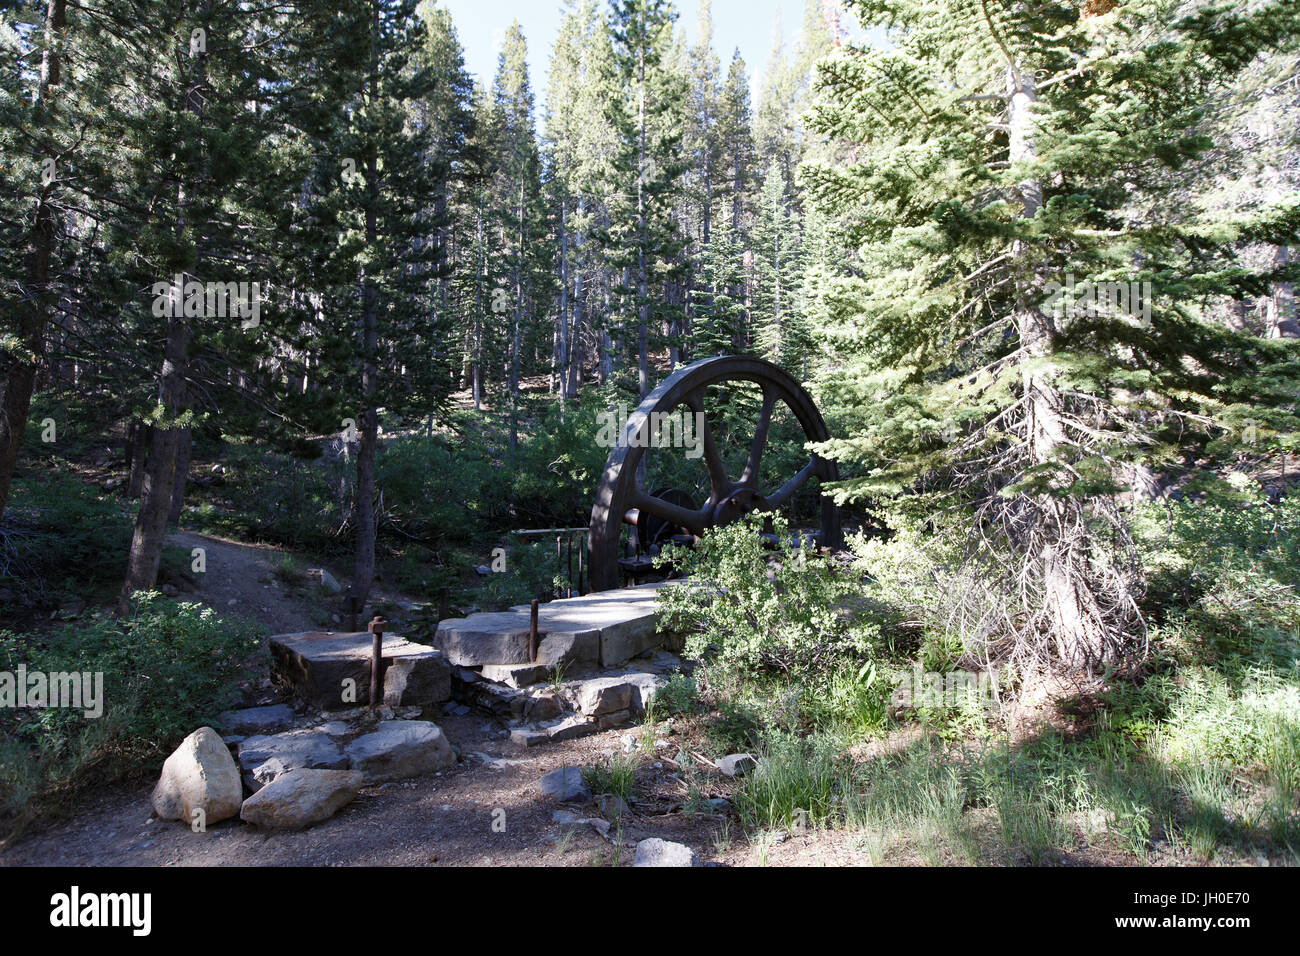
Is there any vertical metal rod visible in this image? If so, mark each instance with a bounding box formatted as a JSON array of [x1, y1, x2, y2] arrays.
[[368, 616, 387, 709], [556, 535, 563, 599], [566, 535, 573, 598], [529, 599, 539, 662], [577, 533, 585, 596]]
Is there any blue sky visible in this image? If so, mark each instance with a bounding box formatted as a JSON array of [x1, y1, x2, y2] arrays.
[[434, 0, 820, 129]]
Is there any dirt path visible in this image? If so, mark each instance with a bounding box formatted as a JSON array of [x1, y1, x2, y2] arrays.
[[0, 529, 761, 867], [0, 712, 758, 867], [165, 530, 323, 634]]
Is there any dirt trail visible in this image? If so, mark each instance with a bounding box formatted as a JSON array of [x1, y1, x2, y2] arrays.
[[0, 529, 757, 867], [164, 530, 323, 634]]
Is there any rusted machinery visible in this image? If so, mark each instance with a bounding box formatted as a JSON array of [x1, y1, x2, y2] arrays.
[[587, 355, 841, 592]]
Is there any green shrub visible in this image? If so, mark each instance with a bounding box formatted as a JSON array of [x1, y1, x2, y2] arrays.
[[656, 514, 881, 684], [581, 753, 638, 801], [0, 594, 263, 828]]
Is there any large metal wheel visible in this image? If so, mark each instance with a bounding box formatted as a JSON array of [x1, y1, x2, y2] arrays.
[[587, 355, 841, 592]]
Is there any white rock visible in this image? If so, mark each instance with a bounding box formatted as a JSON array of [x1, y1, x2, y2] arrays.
[[633, 838, 699, 867], [151, 727, 243, 825]]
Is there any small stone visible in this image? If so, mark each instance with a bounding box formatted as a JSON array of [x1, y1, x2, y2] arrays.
[[538, 766, 590, 803], [633, 838, 698, 867], [217, 703, 296, 736], [596, 709, 632, 730], [716, 753, 756, 777], [544, 715, 599, 742], [596, 793, 629, 819]]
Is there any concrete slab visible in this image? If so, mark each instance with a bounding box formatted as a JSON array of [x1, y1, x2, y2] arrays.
[[270, 631, 451, 710]]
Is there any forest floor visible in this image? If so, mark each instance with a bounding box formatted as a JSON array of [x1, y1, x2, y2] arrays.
[[3, 511, 1287, 867]]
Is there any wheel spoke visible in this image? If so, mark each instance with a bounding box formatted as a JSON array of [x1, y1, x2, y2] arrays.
[[628, 489, 708, 537], [686, 389, 729, 503], [740, 388, 777, 488], [766, 457, 818, 509]]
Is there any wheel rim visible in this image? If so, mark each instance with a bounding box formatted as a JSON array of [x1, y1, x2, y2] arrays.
[[587, 356, 841, 592]]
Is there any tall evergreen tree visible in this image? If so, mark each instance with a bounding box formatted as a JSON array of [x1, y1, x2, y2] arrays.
[[805, 0, 1300, 673]]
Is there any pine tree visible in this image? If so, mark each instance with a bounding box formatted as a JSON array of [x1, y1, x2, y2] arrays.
[[688, 206, 747, 359], [751, 160, 802, 366], [716, 49, 756, 232], [805, 0, 1300, 673], [602, 0, 689, 398]]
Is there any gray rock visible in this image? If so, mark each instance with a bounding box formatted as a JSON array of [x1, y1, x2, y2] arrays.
[[716, 753, 756, 777], [217, 703, 296, 735], [238, 729, 348, 792], [596, 709, 632, 730], [596, 793, 629, 819], [310, 568, 342, 594], [510, 728, 549, 748], [705, 797, 731, 813], [480, 662, 553, 689], [524, 690, 565, 722], [543, 715, 599, 742], [239, 769, 365, 829], [152, 727, 243, 824], [344, 720, 454, 784], [633, 837, 699, 867], [269, 630, 450, 710], [434, 614, 534, 666], [575, 676, 634, 716], [538, 766, 590, 802]]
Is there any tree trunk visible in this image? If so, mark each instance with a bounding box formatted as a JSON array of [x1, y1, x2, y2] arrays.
[[349, 13, 382, 619], [1008, 65, 1110, 672], [1267, 245, 1297, 338], [0, 0, 65, 522], [126, 422, 151, 498], [118, 315, 190, 611], [168, 425, 192, 525]]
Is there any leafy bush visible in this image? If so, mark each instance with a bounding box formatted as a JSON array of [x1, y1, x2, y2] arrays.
[[0, 594, 263, 827], [656, 514, 881, 685]]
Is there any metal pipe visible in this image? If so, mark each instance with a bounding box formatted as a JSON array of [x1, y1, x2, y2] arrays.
[[529, 599, 539, 662], [368, 616, 387, 709]]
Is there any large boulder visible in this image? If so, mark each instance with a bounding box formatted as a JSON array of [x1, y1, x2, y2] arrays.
[[151, 727, 243, 825], [575, 676, 635, 716], [237, 729, 348, 792], [239, 769, 365, 829], [344, 720, 454, 784]]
